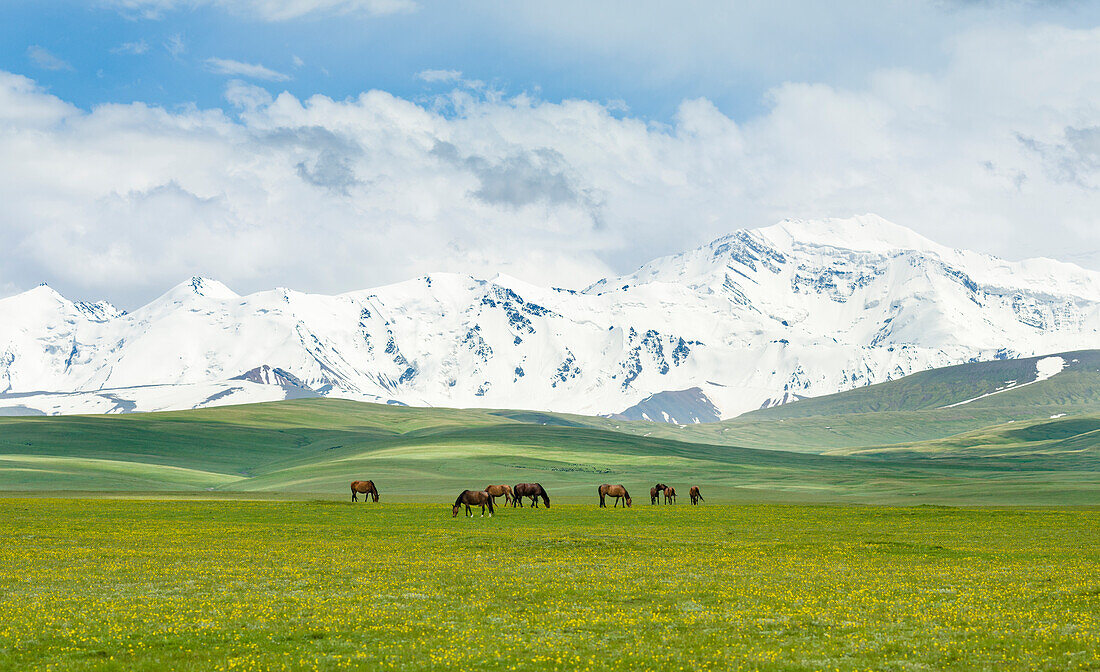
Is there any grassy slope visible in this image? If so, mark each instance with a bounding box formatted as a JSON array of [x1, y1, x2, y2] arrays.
[[1, 350, 1097, 503], [831, 413, 1100, 462], [1, 397, 1098, 504], [742, 349, 1100, 418]]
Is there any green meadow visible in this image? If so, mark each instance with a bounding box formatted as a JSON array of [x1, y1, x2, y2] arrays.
[[2, 499, 1097, 672], [1, 353, 1098, 669]]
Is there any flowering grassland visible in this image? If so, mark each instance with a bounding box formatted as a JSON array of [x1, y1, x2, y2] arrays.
[[1, 499, 1097, 671]]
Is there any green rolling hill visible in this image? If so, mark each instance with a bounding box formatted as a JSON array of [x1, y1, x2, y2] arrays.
[[742, 349, 1100, 418], [1, 348, 1099, 505]]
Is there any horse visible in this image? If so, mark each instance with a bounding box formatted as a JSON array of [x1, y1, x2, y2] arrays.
[[485, 484, 514, 507], [598, 484, 632, 508], [664, 486, 677, 504], [512, 483, 551, 508], [452, 490, 495, 518], [650, 483, 668, 505], [350, 480, 379, 503], [689, 485, 704, 505]]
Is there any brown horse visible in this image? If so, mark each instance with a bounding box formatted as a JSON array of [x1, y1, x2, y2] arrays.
[[650, 483, 668, 505], [664, 486, 677, 504], [512, 483, 550, 508], [598, 484, 632, 508], [689, 485, 704, 505], [452, 490, 495, 517], [350, 480, 379, 503], [484, 484, 514, 507]]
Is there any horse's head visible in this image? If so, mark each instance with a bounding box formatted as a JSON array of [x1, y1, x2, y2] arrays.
[[625, 497, 632, 507], [452, 504, 460, 517]]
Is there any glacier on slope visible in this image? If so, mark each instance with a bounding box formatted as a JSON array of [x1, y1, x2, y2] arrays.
[[1, 215, 1098, 419]]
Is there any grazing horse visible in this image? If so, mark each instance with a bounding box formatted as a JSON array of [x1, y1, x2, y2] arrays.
[[689, 485, 704, 505], [598, 484, 632, 508], [350, 480, 379, 503], [664, 486, 677, 504], [512, 483, 551, 508], [485, 484, 514, 507], [650, 483, 668, 505], [452, 490, 495, 518]]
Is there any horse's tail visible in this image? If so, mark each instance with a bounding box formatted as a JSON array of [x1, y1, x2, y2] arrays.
[[486, 495, 494, 515]]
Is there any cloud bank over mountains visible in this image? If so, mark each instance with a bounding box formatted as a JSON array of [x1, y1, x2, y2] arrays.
[[2, 23, 1100, 307]]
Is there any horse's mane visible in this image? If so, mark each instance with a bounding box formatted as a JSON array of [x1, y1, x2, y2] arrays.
[[536, 483, 550, 506], [453, 491, 467, 507]]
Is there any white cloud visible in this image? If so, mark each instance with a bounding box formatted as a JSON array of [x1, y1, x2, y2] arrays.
[[104, 0, 417, 21], [111, 40, 150, 55], [164, 33, 186, 57], [205, 57, 290, 82], [2, 24, 1100, 307], [26, 46, 73, 72], [416, 69, 462, 83]]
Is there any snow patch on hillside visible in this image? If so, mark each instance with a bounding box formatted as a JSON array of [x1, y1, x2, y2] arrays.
[[942, 356, 1067, 408]]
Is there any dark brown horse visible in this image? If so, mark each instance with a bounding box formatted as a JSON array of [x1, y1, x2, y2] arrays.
[[512, 483, 550, 508], [664, 486, 677, 504], [650, 483, 668, 504], [689, 485, 704, 505], [598, 484, 632, 508], [350, 480, 379, 502], [452, 490, 495, 517], [485, 484, 514, 507]]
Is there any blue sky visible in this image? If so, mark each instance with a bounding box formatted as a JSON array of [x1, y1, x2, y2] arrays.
[[3, 1, 1100, 306], [9, 1, 1099, 123]]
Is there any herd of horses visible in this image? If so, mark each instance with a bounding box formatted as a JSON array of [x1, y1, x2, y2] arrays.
[[452, 483, 552, 517], [351, 479, 703, 516]]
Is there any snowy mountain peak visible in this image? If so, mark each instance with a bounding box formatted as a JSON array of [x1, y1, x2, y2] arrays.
[[2, 215, 1098, 420], [21, 283, 67, 303], [159, 276, 240, 303], [755, 214, 947, 255], [189, 276, 237, 299]]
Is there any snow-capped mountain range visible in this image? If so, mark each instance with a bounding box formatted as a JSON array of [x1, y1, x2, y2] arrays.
[[2, 215, 1098, 420]]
